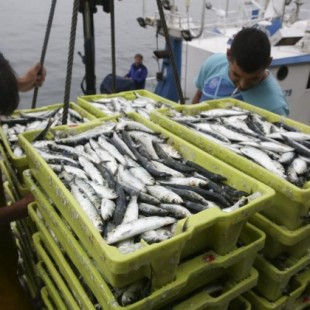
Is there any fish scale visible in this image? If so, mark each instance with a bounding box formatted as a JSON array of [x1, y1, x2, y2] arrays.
[[78, 156, 105, 185], [70, 183, 103, 232], [240, 146, 286, 179], [106, 216, 177, 244]]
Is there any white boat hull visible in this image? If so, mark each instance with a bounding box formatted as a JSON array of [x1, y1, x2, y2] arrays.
[[269, 63, 310, 124]]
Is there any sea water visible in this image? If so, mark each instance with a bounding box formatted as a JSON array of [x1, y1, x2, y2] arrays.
[[0, 0, 309, 109]]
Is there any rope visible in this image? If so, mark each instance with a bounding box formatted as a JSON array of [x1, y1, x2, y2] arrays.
[[62, 0, 79, 125], [155, 0, 185, 104], [110, 0, 116, 93], [31, 0, 57, 109]]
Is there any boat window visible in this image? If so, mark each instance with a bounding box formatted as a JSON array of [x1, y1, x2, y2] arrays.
[[276, 66, 288, 81], [274, 36, 303, 46], [307, 71, 310, 90]]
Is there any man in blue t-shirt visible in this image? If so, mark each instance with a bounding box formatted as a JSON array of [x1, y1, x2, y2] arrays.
[[192, 27, 289, 116], [125, 53, 148, 90]]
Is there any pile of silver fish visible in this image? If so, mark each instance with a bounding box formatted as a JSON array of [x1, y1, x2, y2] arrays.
[[31, 119, 255, 250], [90, 92, 172, 118], [30, 118, 259, 306], [168, 107, 310, 187], [0, 107, 91, 157]]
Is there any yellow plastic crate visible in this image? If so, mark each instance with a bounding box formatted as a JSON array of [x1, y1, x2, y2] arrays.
[[229, 296, 252, 310], [6, 178, 38, 265], [167, 268, 258, 310], [245, 266, 310, 310], [150, 98, 310, 230], [250, 212, 310, 260], [15, 242, 39, 300], [0, 142, 28, 197], [3, 178, 41, 265], [33, 233, 81, 309], [13, 230, 40, 298], [293, 281, 310, 309], [254, 253, 310, 302], [28, 204, 97, 310], [28, 200, 116, 308], [2, 180, 36, 251], [19, 113, 274, 288], [36, 261, 68, 310], [0, 102, 97, 175], [41, 286, 56, 310], [77, 89, 179, 118], [20, 276, 38, 303], [3, 180, 16, 205], [15, 217, 37, 253], [0, 158, 25, 199], [28, 191, 265, 310], [3, 181, 39, 298]]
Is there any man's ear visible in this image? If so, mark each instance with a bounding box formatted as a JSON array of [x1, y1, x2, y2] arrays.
[[226, 49, 231, 62]]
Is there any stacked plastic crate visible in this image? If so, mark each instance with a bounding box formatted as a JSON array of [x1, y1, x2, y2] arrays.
[[29, 201, 101, 309], [17, 107, 276, 309], [26, 175, 263, 310], [247, 212, 310, 309], [149, 98, 310, 309], [0, 102, 98, 306], [0, 138, 41, 300]]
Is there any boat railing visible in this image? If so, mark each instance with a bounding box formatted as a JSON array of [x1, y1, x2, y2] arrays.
[[151, 9, 273, 38], [145, 76, 157, 93], [147, 0, 310, 39]]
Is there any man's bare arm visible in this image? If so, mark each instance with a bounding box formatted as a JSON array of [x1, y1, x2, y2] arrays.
[[192, 89, 202, 104]]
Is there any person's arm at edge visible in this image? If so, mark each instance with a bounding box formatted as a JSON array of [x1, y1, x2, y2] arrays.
[[0, 193, 34, 226], [17, 63, 46, 92], [192, 89, 202, 104]]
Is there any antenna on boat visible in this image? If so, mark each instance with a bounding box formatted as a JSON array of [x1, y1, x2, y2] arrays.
[[31, 0, 57, 109]]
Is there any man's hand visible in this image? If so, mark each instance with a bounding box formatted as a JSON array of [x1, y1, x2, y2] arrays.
[[191, 89, 202, 104], [0, 193, 34, 226], [21, 193, 34, 206], [18, 63, 47, 92]]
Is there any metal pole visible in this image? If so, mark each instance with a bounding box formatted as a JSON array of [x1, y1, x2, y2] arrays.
[[31, 0, 57, 109], [155, 0, 185, 104], [80, 0, 97, 94]]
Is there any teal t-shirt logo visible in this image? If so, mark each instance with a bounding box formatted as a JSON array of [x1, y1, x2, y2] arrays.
[[201, 77, 243, 101]]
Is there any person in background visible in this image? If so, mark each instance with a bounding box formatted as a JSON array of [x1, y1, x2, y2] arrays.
[[192, 27, 289, 116], [125, 53, 148, 90], [0, 53, 46, 309]]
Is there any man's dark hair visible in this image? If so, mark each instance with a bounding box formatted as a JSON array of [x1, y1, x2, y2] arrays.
[[230, 27, 271, 73], [0, 53, 19, 116], [135, 53, 143, 59]]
